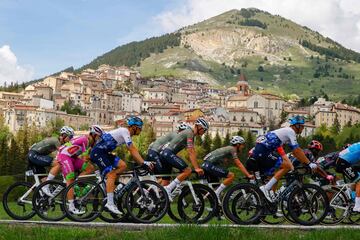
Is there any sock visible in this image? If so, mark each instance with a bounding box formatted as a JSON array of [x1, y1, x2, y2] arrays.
[[107, 192, 114, 205], [215, 184, 226, 196], [68, 199, 74, 208], [166, 178, 181, 192], [265, 177, 278, 191], [355, 197, 360, 208], [47, 173, 55, 181]]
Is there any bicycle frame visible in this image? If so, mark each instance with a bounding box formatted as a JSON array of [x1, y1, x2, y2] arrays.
[[19, 171, 47, 205]]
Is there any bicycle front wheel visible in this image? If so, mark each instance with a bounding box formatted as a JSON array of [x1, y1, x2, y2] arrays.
[[32, 180, 66, 221], [126, 180, 169, 223], [2, 182, 36, 220]]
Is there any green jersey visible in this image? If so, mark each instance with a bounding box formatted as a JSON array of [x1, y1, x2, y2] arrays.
[[164, 128, 194, 154], [204, 146, 239, 168], [149, 132, 177, 152], [30, 137, 61, 155]]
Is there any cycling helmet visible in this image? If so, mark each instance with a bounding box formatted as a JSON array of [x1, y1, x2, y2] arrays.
[[195, 118, 209, 131], [127, 116, 143, 128], [177, 122, 190, 131], [60, 126, 74, 138], [308, 140, 323, 151], [289, 115, 305, 125], [230, 136, 245, 145], [89, 125, 104, 136]]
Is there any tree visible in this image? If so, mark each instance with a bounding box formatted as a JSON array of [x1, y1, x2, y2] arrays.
[[203, 133, 212, 156], [212, 132, 222, 151], [258, 66, 264, 72], [331, 114, 341, 135], [223, 132, 231, 147]]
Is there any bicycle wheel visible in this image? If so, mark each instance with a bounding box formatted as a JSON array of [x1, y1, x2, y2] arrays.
[[288, 184, 329, 226], [222, 183, 263, 224], [178, 184, 218, 224], [260, 201, 286, 225], [32, 180, 66, 221], [321, 187, 349, 225], [2, 182, 36, 220], [63, 178, 105, 222], [126, 180, 169, 223]]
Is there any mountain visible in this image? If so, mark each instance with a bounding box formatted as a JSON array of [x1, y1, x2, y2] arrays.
[[81, 8, 360, 100]]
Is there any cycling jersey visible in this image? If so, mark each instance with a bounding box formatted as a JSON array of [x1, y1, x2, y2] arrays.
[[149, 132, 177, 153], [316, 151, 339, 169], [57, 135, 89, 180], [258, 127, 299, 151], [163, 128, 194, 154], [204, 146, 238, 168], [339, 142, 360, 165], [90, 127, 132, 174], [30, 137, 60, 155]]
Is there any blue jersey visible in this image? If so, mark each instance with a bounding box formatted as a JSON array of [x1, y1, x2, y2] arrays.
[[339, 142, 360, 165]]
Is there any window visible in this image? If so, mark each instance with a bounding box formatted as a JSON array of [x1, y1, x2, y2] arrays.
[[275, 103, 278, 109], [254, 101, 258, 108]]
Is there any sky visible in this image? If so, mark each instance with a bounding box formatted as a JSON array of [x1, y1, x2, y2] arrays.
[[1, 0, 360, 85]]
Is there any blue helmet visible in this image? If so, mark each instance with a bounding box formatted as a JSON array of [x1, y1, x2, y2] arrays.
[[127, 116, 143, 128], [289, 115, 305, 125]]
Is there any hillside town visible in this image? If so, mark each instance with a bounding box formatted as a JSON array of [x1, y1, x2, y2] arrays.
[[1, 64, 359, 137]]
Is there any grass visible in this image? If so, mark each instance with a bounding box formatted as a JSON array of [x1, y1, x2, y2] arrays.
[[0, 224, 360, 240]]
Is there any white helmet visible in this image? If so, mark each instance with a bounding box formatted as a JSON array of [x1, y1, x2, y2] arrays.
[[230, 136, 245, 145], [89, 125, 104, 136], [60, 126, 74, 138], [195, 118, 209, 131], [177, 122, 190, 131]]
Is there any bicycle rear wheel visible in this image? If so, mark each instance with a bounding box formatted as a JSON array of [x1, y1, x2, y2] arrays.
[[222, 183, 263, 224], [32, 180, 66, 221], [63, 179, 105, 222], [178, 184, 218, 224], [321, 186, 349, 225], [2, 182, 36, 220], [126, 180, 169, 223], [288, 184, 329, 226]]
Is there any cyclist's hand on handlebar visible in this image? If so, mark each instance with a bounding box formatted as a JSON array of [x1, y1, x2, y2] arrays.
[[143, 161, 154, 171], [195, 168, 204, 176], [247, 174, 255, 179], [308, 162, 318, 171]]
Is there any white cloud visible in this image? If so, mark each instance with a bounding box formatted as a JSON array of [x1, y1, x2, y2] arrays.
[[154, 0, 360, 52], [0, 45, 34, 86]]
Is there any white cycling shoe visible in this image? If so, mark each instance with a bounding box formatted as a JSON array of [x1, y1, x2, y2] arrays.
[[353, 205, 360, 212], [69, 205, 85, 215], [164, 186, 173, 202], [105, 203, 123, 215], [260, 185, 275, 202], [41, 185, 54, 198]]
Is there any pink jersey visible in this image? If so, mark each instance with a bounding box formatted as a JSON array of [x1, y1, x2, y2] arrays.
[[58, 135, 89, 157]]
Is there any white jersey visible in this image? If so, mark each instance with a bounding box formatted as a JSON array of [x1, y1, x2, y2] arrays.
[[108, 127, 132, 147], [271, 127, 298, 149]]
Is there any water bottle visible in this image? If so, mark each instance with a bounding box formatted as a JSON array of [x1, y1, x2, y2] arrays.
[[74, 185, 81, 197], [351, 191, 356, 202], [81, 185, 92, 196]]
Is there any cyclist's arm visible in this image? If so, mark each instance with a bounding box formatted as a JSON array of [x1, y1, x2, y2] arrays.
[[292, 147, 310, 164], [127, 143, 144, 165], [234, 158, 252, 178], [187, 147, 200, 169]]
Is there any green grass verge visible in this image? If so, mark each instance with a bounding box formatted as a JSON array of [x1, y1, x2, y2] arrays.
[[0, 225, 359, 240]]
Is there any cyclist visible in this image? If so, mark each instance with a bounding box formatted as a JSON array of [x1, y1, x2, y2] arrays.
[[28, 126, 74, 175], [201, 136, 254, 199], [159, 118, 208, 201], [147, 122, 190, 186], [335, 142, 360, 212], [247, 115, 317, 201], [289, 140, 334, 184], [90, 116, 153, 214], [57, 125, 104, 214]]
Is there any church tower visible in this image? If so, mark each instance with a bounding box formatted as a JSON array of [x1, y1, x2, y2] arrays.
[[236, 73, 250, 96]]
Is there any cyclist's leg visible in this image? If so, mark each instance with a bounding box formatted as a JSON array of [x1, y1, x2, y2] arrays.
[[202, 161, 229, 196], [147, 149, 165, 184], [161, 149, 190, 191]]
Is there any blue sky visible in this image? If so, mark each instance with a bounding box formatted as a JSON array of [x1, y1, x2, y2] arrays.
[[1, 0, 360, 85]]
